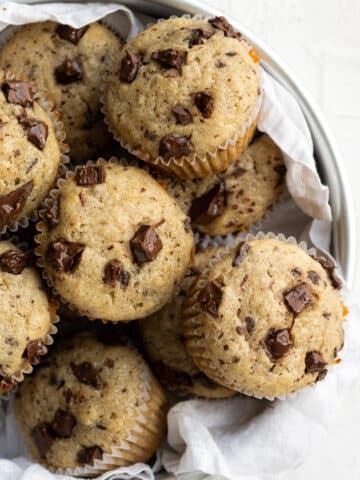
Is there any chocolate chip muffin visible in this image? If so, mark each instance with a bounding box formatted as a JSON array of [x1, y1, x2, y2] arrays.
[[36, 160, 194, 322], [139, 247, 235, 398], [0, 22, 122, 163], [166, 134, 285, 236], [0, 71, 63, 233], [0, 240, 57, 392], [183, 238, 345, 399], [105, 16, 261, 179], [14, 332, 168, 473]]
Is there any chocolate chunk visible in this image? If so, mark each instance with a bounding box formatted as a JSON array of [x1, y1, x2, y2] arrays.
[[0, 250, 28, 274], [194, 91, 215, 118], [44, 197, 60, 228], [51, 409, 76, 438], [71, 362, 103, 389], [311, 254, 343, 290], [283, 282, 314, 315], [189, 182, 226, 225], [305, 351, 328, 373], [55, 57, 82, 84], [103, 259, 130, 288], [231, 167, 246, 178], [233, 242, 250, 267], [216, 60, 226, 68], [2, 80, 34, 107], [151, 49, 186, 72], [0, 180, 33, 227], [46, 238, 85, 272], [316, 369, 328, 382], [19, 118, 48, 150], [159, 134, 193, 160], [75, 166, 105, 186], [77, 445, 103, 465], [31, 423, 54, 458], [208, 16, 241, 39], [172, 104, 192, 125], [291, 267, 301, 278], [130, 225, 162, 265], [265, 328, 292, 359], [23, 339, 46, 365], [198, 278, 223, 317], [245, 316, 255, 333], [188, 28, 214, 47], [307, 270, 320, 285], [236, 326, 247, 335], [56, 24, 88, 44], [119, 50, 142, 83]]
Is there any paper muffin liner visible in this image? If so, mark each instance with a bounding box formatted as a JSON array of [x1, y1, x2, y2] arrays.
[[0, 236, 60, 397], [100, 13, 263, 180], [0, 69, 70, 235], [183, 231, 347, 401], [54, 357, 168, 477]]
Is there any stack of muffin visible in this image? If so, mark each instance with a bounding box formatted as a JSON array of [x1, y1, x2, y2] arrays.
[[0, 15, 346, 476]]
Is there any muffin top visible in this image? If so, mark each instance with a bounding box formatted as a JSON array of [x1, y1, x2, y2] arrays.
[[140, 246, 235, 398], [0, 240, 56, 389], [106, 16, 260, 162], [183, 238, 345, 398], [36, 161, 194, 321], [15, 333, 168, 470], [0, 22, 122, 163], [167, 134, 285, 235], [0, 72, 62, 231]]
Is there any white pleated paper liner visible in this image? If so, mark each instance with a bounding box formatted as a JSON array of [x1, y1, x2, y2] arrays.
[[182, 231, 347, 402], [0, 69, 69, 235]]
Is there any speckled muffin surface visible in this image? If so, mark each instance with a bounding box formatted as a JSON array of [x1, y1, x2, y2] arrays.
[[183, 238, 345, 398], [140, 247, 235, 398], [0, 22, 122, 163], [166, 134, 285, 235], [105, 16, 260, 168], [14, 333, 168, 471], [0, 72, 62, 231], [0, 240, 55, 390], [36, 161, 194, 322]]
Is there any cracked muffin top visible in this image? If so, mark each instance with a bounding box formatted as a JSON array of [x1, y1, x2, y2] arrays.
[[36, 161, 194, 322], [0, 22, 122, 163], [0, 72, 62, 232], [183, 238, 345, 398]]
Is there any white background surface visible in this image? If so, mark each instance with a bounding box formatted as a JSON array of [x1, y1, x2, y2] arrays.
[[202, 1, 360, 479]]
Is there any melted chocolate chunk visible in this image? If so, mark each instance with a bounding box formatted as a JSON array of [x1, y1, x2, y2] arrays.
[[71, 361, 103, 389], [316, 369, 328, 382], [189, 182, 226, 225], [77, 445, 103, 465], [119, 50, 142, 83], [283, 282, 314, 315], [103, 259, 130, 288], [19, 118, 48, 150], [245, 316, 255, 332], [23, 339, 46, 365], [56, 24, 88, 44], [159, 134, 193, 160], [194, 91, 215, 118], [188, 28, 214, 47], [265, 328, 292, 359], [151, 49, 186, 72], [31, 423, 54, 458], [2, 80, 34, 107], [198, 278, 223, 317], [46, 238, 85, 272], [130, 225, 162, 265], [208, 16, 241, 39], [172, 104, 193, 125], [311, 254, 343, 290], [232, 242, 250, 267], [44, 197, 60, 228], [0, 250, 28, 274], [307, 270, 320, 285], [0, 180, 33, 227], [75, 166, 105, 186], [55, 58, 82, 84], [51, 409, 76, 438], [305, 351, 328, 373]]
